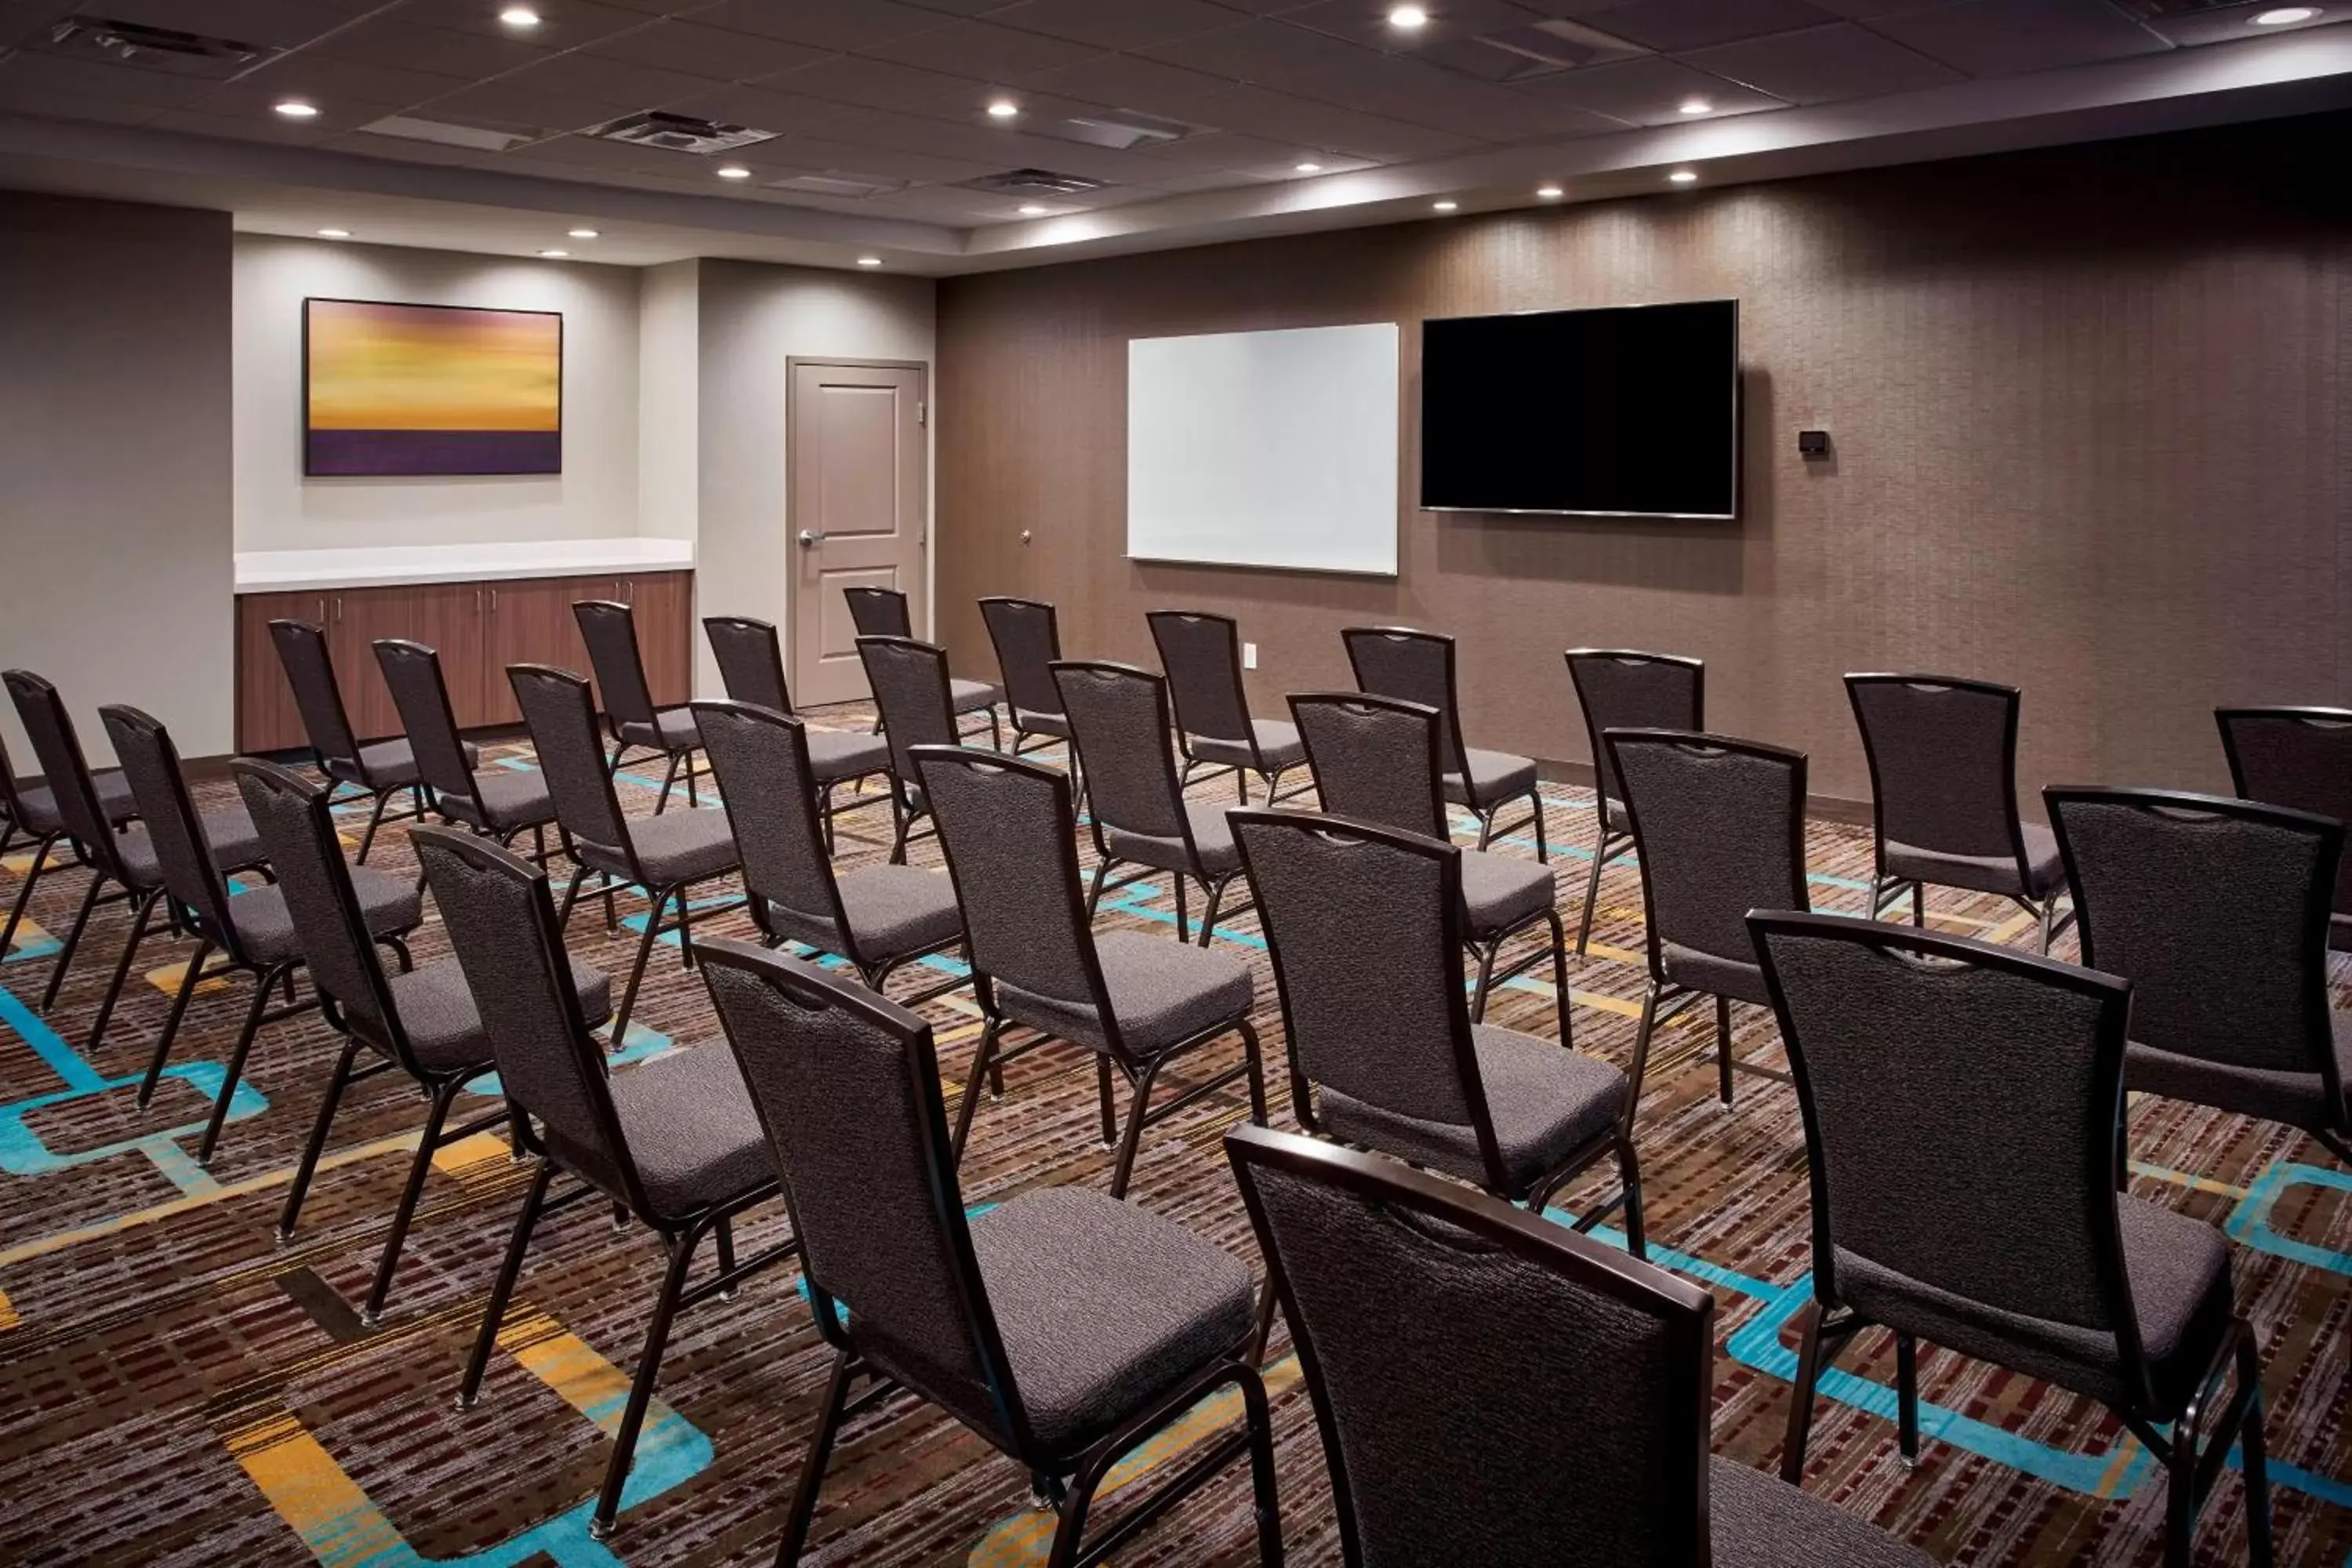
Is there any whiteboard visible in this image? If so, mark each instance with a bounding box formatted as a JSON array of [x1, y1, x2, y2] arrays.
[[1127, 322, 1399, 576]]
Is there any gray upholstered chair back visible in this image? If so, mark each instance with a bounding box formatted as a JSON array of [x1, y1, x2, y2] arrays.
[[573, 601, 659, 729], [1226, 1125, 1715, 1567], [693, 701, 847, 949], [374, 640, 478, 802], [1847, 675, 2022, 863], [509, 665, 633, 858], [1053, 661, 1186, 841], [1289, 692, 1447, 840], [97, 706, 234, 941], [2049, 787, 2339, 1077], [268, 619, 361, 767], [5, 670, 120, 870], [1147, 610, 1254, 746], [1232, 811, 1488, 1141], [912, 747, 1104, 1025], [1608, 730, 1808, 975], [1566, 650, 1704, 811], [412, 825, 646, 1206], [704, 616, 792, 714], [233, 757, 405, 1059], [844, 586, 913, 639], [1343, 626, 1467, 777], [2220, 706, 2352, 930], [1751, 913, 2142, 1354], [696, 938, 1027, 1448], [981, 597, 1064, 721], [858, 636, 960, 789]]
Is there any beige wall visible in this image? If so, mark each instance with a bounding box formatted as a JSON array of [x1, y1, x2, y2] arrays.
[[1, 193, 234, 764], [637, 259, 700, 545], [935, 114, 2352, 810]]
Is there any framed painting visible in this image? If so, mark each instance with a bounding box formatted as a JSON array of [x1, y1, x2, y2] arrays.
[[303, 298, 562, 476]]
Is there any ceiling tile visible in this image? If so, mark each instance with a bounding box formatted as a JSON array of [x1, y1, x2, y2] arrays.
[[1569, 0, 1839, 50], [1508, 51, 1786, 122], [581, 19, 837, 80], [1281, 50, 1630, 138], [310, 17, 553, 78], [1028, 52, 1264, 118], [755, 53, 1001, 119], [1860, 0, 2170, 77], [57, 0, 377, 49], [1680, 18, 1961, 102], [762, 135, 999, 182], [209, 53, 471, 113], [1141, 17, 1393, 82], [394, 0, 655, 49], [0, 50, 234, 110], [1281, 0, 1560, 53], [2139, 6, 2350, 46], [145, 105, 378, 145], [858, 19, 1113, 85], [989, 0, 1250, 49], [682, 0, 961, 53]]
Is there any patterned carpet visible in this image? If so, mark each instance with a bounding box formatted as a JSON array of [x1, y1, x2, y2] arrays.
[[1, 709, 2346, 1567]]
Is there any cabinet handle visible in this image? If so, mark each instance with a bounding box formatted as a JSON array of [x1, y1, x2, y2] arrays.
[[335, 595, 343, 622], [317, 597, 327, 623], [624, 579, 634, 605], [476, 587, 484, 613], [489, 586, 499, 612]]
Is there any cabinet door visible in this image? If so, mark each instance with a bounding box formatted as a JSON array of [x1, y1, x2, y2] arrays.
[[622, 572, 694, 708], [330, 583, 490, 739], [481, 575, 612, 726], [236, 590, 334, 754]]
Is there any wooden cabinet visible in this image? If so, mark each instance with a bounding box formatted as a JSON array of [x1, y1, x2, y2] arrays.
[[235, 568, 694, 753]]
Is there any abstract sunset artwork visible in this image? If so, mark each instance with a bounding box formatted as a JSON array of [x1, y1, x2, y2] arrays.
[[303, 298, 562, 476]]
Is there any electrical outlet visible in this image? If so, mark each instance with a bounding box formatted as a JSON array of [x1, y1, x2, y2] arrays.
[[1242, 641, 1258, 670]]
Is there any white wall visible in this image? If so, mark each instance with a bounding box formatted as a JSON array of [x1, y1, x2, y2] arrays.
[[637, 260, 699, 543], [695, 260, 936, 699], [234, 234, 642, 550], [2, 194, 234, 764]]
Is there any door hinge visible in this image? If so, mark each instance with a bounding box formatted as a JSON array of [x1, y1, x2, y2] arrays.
[[917, 400, 927, 428]]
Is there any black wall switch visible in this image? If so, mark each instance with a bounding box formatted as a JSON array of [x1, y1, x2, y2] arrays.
[[1798, 430, 1831, 459]]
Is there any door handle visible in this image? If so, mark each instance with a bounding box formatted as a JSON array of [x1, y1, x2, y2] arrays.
[[798, 529, 826, 548]]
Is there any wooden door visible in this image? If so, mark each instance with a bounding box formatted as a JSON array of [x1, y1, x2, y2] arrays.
[[236, 589, 334, 753], [788, 359, 928, 707], [621, 572, 693, 708], [480, 575, 611, 725]]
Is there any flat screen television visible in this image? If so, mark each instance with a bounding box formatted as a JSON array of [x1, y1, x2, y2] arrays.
[[1419, 299, 1739, 519]]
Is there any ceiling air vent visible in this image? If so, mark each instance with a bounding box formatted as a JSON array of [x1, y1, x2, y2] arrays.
[[958, 168, 1106, 196], [1421, 20, 1645, 82], [361, 116, 532, 153], [1052, 109, 1196, 151], [31, 15, 276, 78], [771, 172, 904, 198], [591, 111, 777, 155]]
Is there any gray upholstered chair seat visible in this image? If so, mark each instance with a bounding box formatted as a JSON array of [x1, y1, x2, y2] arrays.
[[329, 738, 479, 789], [969, 1185, 1254, 1448], [767, 865, 961, 962], [2125, 1012, 2352, 1132], [118, 805, 268, 887], [1317, 1024, 1625, 1192], [577, 806, 737, 887], [1709, 1457, 1935, 1567], [618, 706, 700, 752], [437, 768, 555, 833], [1012, 706, 1073, 740], [387, 954, 613, 1071], [1460, 849, 1555, 933], [15, 768, 136, 835], [1188, 719, 1305, 773], [1443, 746, 1537, 809], [951, 678, 1001, 716], [999, 930, 1253, 1055], [1884, 821, 2063, 898], [234, 867, 423, 965], [1103, 801, 1240, 877], [1831, 1197, 2231, 1411], [607, 1043, 773, 1218], [1661, 939, 1773, 1007], [805, 728, 891, 784]]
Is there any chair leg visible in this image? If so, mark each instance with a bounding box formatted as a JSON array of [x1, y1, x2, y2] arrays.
[[2165, 1419, 2197, 1568], [197, 967, 281, 1166], [1468, 938, 1500, 1022], [1894, 1330, 1921, 1466], [1237, 1360, 1284, 1565], [86, 887, 160, 1050], [1911, 883, 1926, 927], [1577, 829, 1607, 956], [1097, 1055, 1118, 1145], [1236, 765, 1248, 805], [556, 864, 589, 931], [277, 1035, 365, 1243], [675, 884, 696, 971], [1107, 1055, 1170, 1200], [2238, 1334, 2276, 1568], [356, 789, 395, 863], [0, 832, 59, 964], [887, 793, 911, 866], [949, 1017, 1003, 1167], [1715, 993, 1734, 1106], [1238, 1019, 1271, 1127], [2038, 898, 2056, 954], [1173, 875, 1189, 944], [716, 1213, 737, 1298], [774, 1351, 856, 1567], [1475, 803, 1496, 851], [655, 750, 682, 815], [139, 939, 213, 1108], [608, 886, 670, 1048], [1530, 786, 1548, 863], [1615, 1134, 1647, 1261], [39, 870, 106, 1012], [1197, 875, 1228, 947], [1084, 857, 1112, 922], [590, 1218, 706, 1539], [457, 1159, 553, 1410], [361, 1076, 464, 1327], [1780, 1300, 1831, 1484], [1542, 908, 1572, 1046], [685, 747, 701, 808]]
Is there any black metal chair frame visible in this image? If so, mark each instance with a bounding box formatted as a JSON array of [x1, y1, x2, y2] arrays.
[[1145, 610, 1311, 807], [1846, 672, 2073, 952], [692, 940, 1280, 1568], [1057, 659, 1254, 948], [844, 586, 1004, 747], [913, 746, 1271, 1200], [1564, 648, 1704, 957], [1754, 909, 2274, 1568], [1605, 727, 1806, 1107], [702, 615, 891, 851], [413, 827, 797, 1542], [373, 638, 562, 866], [980, 596, 1075, 761], [267, 619, 430, 862], [857, 633, 974, 866], [2216, 704, 2352, 953], [1342, 625, 1548, 859], [575, 599, 707, 814]]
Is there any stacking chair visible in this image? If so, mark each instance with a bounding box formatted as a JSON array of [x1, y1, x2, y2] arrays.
[[1056, 660, 1252, 946], [692, 699, 966, 1001], [0, 692, 136, 969], [1344, 625, 1547, 859], [695, 938, 1281, 1567], [2049, 786, 2352, 1164], [855, 634, 971, 864], [2217, 706, 2352, 950], [412, 826, 794, 1543], [1290, 692, 1568, 1034], [510, 665, 740, 1046], [1847, 674, 2071, 950], [912, 746, 1269, 1199], [1146, 609, 1305, 804], [1606, 729, 1806, 1105], [4, 672, 264, 1044], [842, 585, 1002, 745], [1225, 1123, 1931, 1568], [1232, 809, 1642, 1254], [374, 639, 560, 861], [702, 615, 891, 850], [1564, 648, 1703, 955], [575, 599, 705, 812], [1753, 911, 2272, 1568], [100, 706, 420, 1164], [270, 619, 470, 861], [979, 596, 1076, 761], [235, 758, 612, 1324]]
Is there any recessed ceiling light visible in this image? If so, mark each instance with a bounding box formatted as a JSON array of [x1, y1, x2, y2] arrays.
[[1679, 97, 1712, 115], [1388, 4, 1429, 28], [499, 5, 541, 27], [985, 99, 1020, 119], [2254, 5, 2320, 20], [1017, 203, 1048, 216], [317, 228, 350, 238], [1536, 183, 1563, 198], [856, 256, 883, 267], [1669, 169, 1699, 184], [274, 100, 318, 119], [567, 227, 599, 239], [1432, 199, 1457, 212], [539, 249, 568, 258], [716, 164, 752, 180], [1294, 161, 1323, 173]]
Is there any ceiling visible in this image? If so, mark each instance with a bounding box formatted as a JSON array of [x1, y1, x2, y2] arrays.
[[1, 0, 2350, 272]]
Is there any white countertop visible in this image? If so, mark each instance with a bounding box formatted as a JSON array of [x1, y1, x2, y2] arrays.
[[235, 537, 695, 593]]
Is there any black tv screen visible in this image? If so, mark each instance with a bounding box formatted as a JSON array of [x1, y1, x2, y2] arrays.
[[1419, 299, 1739, 519]]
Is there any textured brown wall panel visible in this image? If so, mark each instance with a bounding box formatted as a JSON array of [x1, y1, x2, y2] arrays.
[[935, 116, 2350, 808]]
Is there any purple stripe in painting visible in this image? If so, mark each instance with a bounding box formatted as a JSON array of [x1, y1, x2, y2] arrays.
[[307, 430, 561, 477]]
